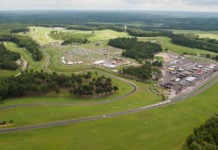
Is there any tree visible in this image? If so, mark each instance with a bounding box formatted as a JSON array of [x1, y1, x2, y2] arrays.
[[108, 38, 162, 60], [187, 114, 218, 150]]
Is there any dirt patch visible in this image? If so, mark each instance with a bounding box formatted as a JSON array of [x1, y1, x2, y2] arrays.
[[0, 124, 14, 128]]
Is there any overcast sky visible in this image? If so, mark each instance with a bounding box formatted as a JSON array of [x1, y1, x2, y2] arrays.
[[0, 0, 218, 12]]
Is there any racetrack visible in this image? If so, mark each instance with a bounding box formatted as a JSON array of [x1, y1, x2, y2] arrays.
[[0, 71, 218, 133]]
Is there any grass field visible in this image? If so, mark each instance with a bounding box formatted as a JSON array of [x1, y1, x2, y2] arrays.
[[0, 79, 161, 127], [28, 27, 217, 74], [26, 27, 131, 73], [0, 69, 19, 78], [139, 36, 217, 56], [171, 30, 218, 40], [5, 42, 46, 71], [28, 27, 129, 44], [27, 26, 59, 45], [89, 29, 130, 41], [1, 27, 218, 150], [0, 81, 218, 149]]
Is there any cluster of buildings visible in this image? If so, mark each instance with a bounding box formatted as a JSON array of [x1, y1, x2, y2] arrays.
[[93, 59, 123, 68], [161, 53, 218, 96], [61, 56, 83, 65]]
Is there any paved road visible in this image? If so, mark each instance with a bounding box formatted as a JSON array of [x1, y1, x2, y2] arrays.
[[0, 75, 137, 111], [0, 72, 218, 133]]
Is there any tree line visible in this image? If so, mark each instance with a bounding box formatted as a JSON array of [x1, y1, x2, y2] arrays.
[[121, 62, 152, 81], [108, 37, 162, 60], [187, 114, 218, 150], [0, 35, 43, 61], [50, 31, 90, 45], [1, 11, 218, 30], [10, 28, 29, 33], [170, 34, 218, 53], [126, 28, 218, 54], [120, 62, 162, 81], [0, 71, 118, 102], [0, 43, 20, 70]]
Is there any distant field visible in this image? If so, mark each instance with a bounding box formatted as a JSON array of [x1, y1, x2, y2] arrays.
[[0, 30, 51, 77], [27, 26, 59, 44], [139, 36, 217, 56], [29, 27, 218, 70], [171, 30, 218, 40], [26, 27, 131, 72], [89, 29, 130, 41], [28, 26, 130, 44], [5, 42, 46, 71]]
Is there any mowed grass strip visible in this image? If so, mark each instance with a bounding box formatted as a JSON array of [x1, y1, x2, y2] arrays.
[[0, 83, 218, 150], [0, 70, 18, 78], [171, 30, 218, 40], [138, 36, 217, 56], [5, 42, 45, 71]]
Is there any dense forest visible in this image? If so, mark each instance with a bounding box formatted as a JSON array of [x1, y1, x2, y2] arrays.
[[121, 63, 152, 81], [127, 28, 170, 37], [121, 61, 162, 81], [109, 38, 162, 60], [50, 31, 90, 45], [187, 114, 218, 150], [0, 43, 20, 70], [0, 11, 218, 30], [0, 35, 43, 61], [0, 71, 118, 101], [126, 28, 218, 54], [170, 34, 218, 53]]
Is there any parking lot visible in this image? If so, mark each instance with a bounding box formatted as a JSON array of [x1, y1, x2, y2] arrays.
[[161, 53, 218, 98]]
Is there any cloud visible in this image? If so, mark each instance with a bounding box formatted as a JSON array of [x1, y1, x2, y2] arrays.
[[123, 0, 146, 4], [0, 0, 217, 11], [183, 0, 218, 6], [123, 0, 218, 6]]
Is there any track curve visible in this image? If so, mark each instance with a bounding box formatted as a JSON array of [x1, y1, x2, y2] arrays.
[[0, 71, 218, 133], [0, 75, 137, 111]]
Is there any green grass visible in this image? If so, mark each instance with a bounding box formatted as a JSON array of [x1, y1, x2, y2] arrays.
[[26, 27, 130, 73], [0, 79, 160, 127], [27, 26, 59, 45], [1, 27, 218, 149], [28, 27, 129, 44], [0, 69, 19, 78], [139, 36, 217, 56], [1, 74, 133, 105], [89, 30, 130, 41], [46, 46, 95, 72], [0, 82, 218, 150], [5, 42, 46, 71], [170, 30, 218, 40]]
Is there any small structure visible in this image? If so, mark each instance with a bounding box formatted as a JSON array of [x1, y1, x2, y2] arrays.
[[168, 67, 175, 71], [61, 56, 67, 64], [95, 42, 101, 46], [186, 77, 197, 83], [104, 63, 116, 68], [67, 62, 74, 65], [0, 121, 6, 125], [62, 59, 67, 65], [94, 60, 105, 65], [124, 25, 127, 32]]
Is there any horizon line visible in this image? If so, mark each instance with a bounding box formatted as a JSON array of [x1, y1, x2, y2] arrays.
[[0, 9, 218, 13]]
